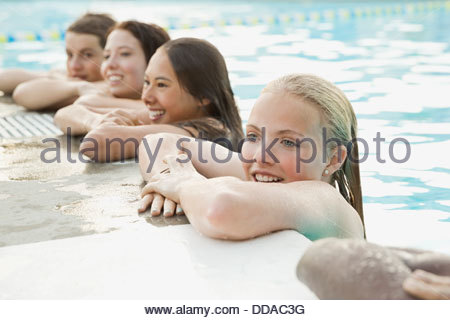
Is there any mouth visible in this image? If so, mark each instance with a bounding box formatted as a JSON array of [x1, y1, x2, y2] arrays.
[[148, 109, 166, 121], [73, 74, 87, 80], [252, 172, 284, 183], [107, 74, 123, 85]]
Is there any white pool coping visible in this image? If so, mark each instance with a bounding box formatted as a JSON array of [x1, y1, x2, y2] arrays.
[[0, 225, 315, 299]]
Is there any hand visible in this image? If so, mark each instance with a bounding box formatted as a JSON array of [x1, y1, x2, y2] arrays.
[[140, 153, 206, 208], [76, 81, 110, 97], [403, 269, 450, 299], [85, 108, 143, 131], [138, 192, 184, 217]]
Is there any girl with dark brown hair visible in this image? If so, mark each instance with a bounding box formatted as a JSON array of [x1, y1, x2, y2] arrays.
[[80, 37, 244, 162]]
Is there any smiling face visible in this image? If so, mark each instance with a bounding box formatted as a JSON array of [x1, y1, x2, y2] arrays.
[[100, 29, 147, 99], [65, 32, 104, 81], [241, 91, 330, 184], [141, 48, 206, 124]]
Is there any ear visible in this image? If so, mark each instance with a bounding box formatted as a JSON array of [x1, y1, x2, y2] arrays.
[[324, 145, 347, 176], [198, 98, 210, 107]]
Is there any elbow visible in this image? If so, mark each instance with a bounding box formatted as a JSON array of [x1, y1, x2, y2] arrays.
[[80, 129, 119, 162], [53, 108, 71, 134], [198, 189, 248, 241], [12, 84, 36, 109], [80, 131, 103, 161]]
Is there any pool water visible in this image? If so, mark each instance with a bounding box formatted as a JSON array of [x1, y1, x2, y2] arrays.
[[1, 0, 449, 253]]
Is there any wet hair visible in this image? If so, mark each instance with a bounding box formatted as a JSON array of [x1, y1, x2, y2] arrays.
[[67, 13, 117, 48], [263, 74, 365, 232], [108, 20, 170, 63], [161, 38, 244, 151]]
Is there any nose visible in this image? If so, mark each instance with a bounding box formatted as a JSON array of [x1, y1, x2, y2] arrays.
[[141, 84, 156, 105], [253, 137, 278, 165], [103, 54, 119, 71], [69, 55, 82, 71]]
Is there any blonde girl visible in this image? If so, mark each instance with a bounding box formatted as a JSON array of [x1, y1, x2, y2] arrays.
[[138, 74, 364, 240]]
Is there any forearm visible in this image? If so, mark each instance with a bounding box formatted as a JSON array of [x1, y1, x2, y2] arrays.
[[54, 104, 101, 135], [297, 238, 414, 299], [80, 95, 145, 111], [0, 69, 47, 95], [13, 78, 78, 110], [83, 125, 159, 162], [179, 179, 363, 240], [178, 177, 297, 240], [139, 133, 245, 181]]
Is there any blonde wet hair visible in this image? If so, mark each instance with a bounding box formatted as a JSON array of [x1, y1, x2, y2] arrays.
[[263, 73, 364, 230]]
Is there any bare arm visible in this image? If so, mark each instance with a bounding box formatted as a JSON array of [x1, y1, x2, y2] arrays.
[[0, 69, 48, 95], [76, 95, 148, 113], [54, 95, 146, 135], [139, 132, 245, 181], [178, 178, 364, 240], [297, 238, 415, 299], [13, 78, 81, 110], [142, 154, 364, 241], [81, 125, 191, 162]]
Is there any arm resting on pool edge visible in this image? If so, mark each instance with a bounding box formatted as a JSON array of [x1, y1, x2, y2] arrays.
[[13, 78, 80, 110], [297, 238, 415, 299], [0, 69, 48, 95], [54, 99, 146, 135], [172, 177, 364, 240], [81, 125, 192, 162], [139, 132, 246, 181]]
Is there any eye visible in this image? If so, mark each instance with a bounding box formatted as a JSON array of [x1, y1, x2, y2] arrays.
[[143, 80, 150, 87], [83, 52, 93, 59], [103, 54, 110, 60], [281, 139, 297, 148], [66, 52, 73, 59], [157, 82, 168, 88], [120, 51, 131, 57], [246, 132, 258, 142]]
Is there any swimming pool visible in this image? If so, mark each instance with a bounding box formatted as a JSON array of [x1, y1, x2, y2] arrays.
[[1, 0, 449, 254]]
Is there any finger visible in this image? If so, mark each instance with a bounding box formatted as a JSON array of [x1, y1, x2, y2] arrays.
[[150, 194, 164, 216], [163, 198, 176, 217], [403, 277, 448, 300], [115, 109, 138, 123], [411, 269, 450, 285], [138, 193, 154, 213], [141, 181, 156, 197], [117, 117, 134, 126], [175, 204, 184, 215]]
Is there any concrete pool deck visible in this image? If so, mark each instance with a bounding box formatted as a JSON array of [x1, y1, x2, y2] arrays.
[[0, 97, 315, 299]]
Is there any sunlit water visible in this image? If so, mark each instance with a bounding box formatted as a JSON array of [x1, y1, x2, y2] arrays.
[[1, 0, 449, 253]]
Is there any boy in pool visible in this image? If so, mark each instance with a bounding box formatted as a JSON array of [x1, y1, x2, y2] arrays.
[[138, 73, 364, 239], [0, 13, 116, 109]]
